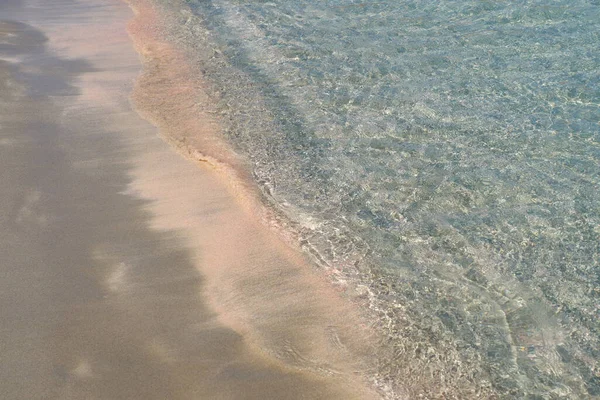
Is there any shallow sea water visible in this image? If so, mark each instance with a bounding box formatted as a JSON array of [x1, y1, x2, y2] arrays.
[[165, 0, 599, 397]]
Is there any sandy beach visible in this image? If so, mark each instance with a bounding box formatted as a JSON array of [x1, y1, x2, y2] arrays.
[[0, 0, 381, 398]]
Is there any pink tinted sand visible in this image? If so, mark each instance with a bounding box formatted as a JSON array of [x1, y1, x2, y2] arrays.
[[124, 0, 381, 387]]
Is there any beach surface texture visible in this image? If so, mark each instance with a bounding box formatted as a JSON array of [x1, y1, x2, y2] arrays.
[[0, 0, 383, 398], [3, 0, 599, 397]]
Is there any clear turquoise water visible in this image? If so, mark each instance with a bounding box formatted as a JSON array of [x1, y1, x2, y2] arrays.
[[178, 0, 599, 396]]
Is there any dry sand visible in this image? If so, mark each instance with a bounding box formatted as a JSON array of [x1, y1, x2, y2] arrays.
[[0, 0, 381, 398]]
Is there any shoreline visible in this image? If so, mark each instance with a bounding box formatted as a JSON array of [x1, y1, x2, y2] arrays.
[[0, 0, 385, 398], [121, 0, 404, 396], [123, 0, 386, 392]]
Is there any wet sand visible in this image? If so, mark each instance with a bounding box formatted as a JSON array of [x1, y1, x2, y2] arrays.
[[0, 0, 381, 399]]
